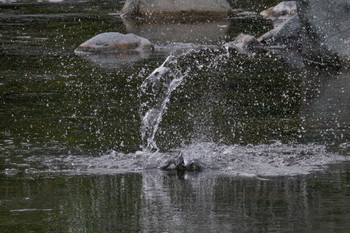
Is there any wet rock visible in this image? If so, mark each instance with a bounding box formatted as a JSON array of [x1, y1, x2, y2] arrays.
[[258, 1, 300, 47], [224, 33, 260, 56], [297, 0, 350, 66], [258, 14, 301, 47], [224, 3, 301, 57], [260, 1, 297, 18], [121, 0, 232, 19], [260, 1, 297, 27], [74, 32, 154, 68], [74, 32, 154, 54]]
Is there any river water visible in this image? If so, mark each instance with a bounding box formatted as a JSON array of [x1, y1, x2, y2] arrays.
[[1, 0, 350, 232]]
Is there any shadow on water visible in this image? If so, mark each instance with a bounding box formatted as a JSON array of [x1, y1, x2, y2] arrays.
[[1, 0, 350, 232]]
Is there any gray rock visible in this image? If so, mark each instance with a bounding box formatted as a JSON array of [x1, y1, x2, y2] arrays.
[[297, 0, 350, 66], [260, 1, 297, 27], [75, 32, 154, 54], [261, 1, 297, 18], [121, 0, 232, 18], [258, 14, 301, 46], [224, 33, 260, 56]]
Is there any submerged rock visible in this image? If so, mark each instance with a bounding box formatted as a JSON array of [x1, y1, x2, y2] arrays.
[[74, 32, 154, 54], [121, 0, 232, 19]]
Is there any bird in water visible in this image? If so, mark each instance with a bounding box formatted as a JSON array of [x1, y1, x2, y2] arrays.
[[159, 152, 205, 172]]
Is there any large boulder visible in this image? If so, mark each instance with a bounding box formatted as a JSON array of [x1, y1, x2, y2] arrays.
[[74, 32, 154, 54], [297, 0, 350, 66], [121, 0, 232, 18]]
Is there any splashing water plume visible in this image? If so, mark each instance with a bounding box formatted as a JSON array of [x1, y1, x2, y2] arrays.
[[5, 39, 349, 177], [138, 46, 230, 151]]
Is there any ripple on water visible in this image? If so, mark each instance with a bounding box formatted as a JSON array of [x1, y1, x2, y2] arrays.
[[20, 142, 350, 177]]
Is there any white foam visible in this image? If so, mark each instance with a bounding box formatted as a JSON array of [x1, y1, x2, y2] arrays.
[[24, 142, 350, 177]]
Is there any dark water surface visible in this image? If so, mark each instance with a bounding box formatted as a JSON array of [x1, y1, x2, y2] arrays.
[[2, 166, 350, 233], [1, 0, 350, 232]]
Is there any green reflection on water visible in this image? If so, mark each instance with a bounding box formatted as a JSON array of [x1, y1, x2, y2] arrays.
[[1, 166, 350, 233], [0, 1, 146, 155], [0, 173, 142, 233]]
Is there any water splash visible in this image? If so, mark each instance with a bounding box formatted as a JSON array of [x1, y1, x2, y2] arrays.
[[138, 46, 230, 151], [19, 142, 350, 177], [138, 55, 185, 151]]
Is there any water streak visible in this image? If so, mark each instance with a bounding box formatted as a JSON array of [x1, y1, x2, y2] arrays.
[[138, 46, 230, 151]]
